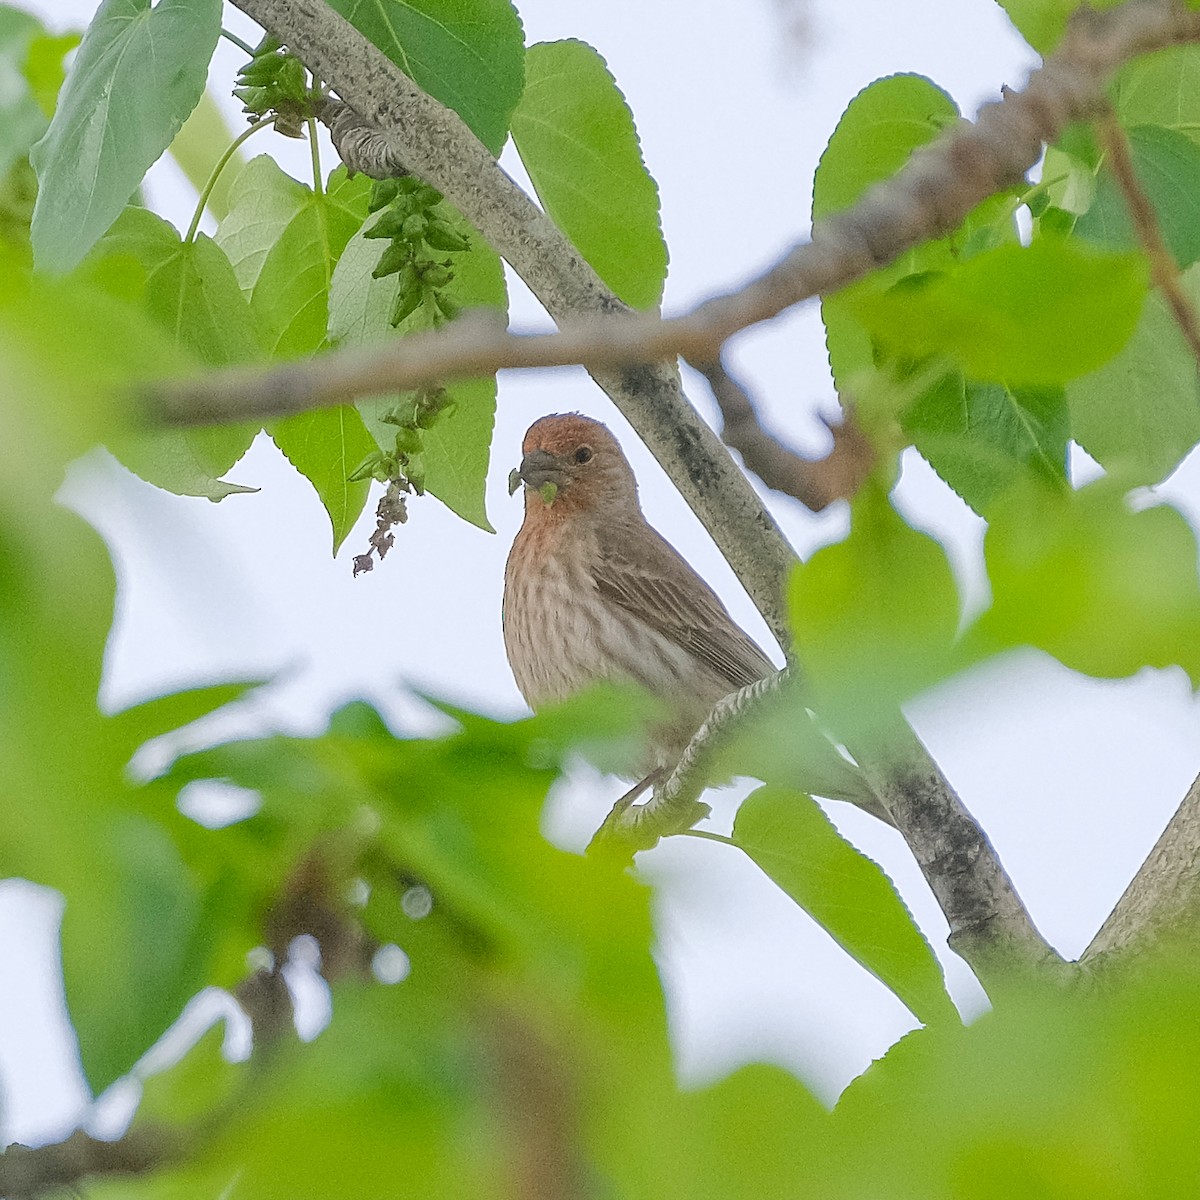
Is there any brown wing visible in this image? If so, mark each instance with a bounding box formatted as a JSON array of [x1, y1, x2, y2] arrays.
[[593, 519, 776, 689]]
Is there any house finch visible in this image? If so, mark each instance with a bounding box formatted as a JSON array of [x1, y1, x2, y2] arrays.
[[502, 413, 777, 776]]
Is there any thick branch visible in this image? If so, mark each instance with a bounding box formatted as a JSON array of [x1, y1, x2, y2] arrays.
[[1083, 771, 1200, 965], [227, 0, 795, 651], [855, 721, 1067, 987], [210, 0, 1071, 985]]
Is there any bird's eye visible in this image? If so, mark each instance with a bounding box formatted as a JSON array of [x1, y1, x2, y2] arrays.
[[574, 446, 593, 464]]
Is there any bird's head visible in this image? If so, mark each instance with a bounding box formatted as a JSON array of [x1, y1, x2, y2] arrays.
[[510, 413, 640, 516]]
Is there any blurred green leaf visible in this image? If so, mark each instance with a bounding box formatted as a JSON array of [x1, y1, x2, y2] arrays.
[[905, 375, 1069, 515], [1112, 44, 1200, 146], [832, 966, 1200, 1197], [325, 0, 524, 155], [21, 29, 79, 118], [1076, 125, 1200, 268], [1067, 264, 1200, 485], [972, 479, 1200, 682], [848, 241, 1147, 386], [269, 405, 377, 553], [677, 1065, 830, 1199], [110, 680, 264, 752], [733, 785, 956, 1027], [60, 818, 211, 1093], [789, 486, 962, 742], [29, 0, 221, 274], [0, 6, 46, 178], [813, 74, 1018, 393], [713, 682, 873, 805], [511, 39, 667, 310], [330, 199, 507, 531], [992, 0, 1124, 55], [136, 1019, 244, 1127], [0, 262, 247, 1092]]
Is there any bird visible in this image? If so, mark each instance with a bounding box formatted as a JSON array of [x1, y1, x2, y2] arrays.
[[502, 412, 778, 780]]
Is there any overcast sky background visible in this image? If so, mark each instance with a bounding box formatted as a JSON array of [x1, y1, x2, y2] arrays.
[[4, 0, 1200, 1148]]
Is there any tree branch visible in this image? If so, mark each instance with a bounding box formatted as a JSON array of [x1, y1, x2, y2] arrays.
[[152, 0, 1200, 428], [224, 0, 796, 652], [695, 357, 876, 511], [1082, 770, 1200, 966], [853, 720, 1067, 987], [202, 0, 1072, 986]]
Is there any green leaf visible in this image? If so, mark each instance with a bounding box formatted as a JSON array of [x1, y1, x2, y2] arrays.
[[94, 207, 262, 365], [812, 75, 1018, 392], [1076, 125, 1200, 269], [29, 0, 221, 274], [1067, 264, 1200, 485], [0, 6, 47, 178], [1112, 44, 1200, 147], [215, 154, 309, 293], [904, 375, 1069, 515], [832, 968, 1200, 1196], [510, 40, 667, 310], [269, 406, 377, 553], [813, 73, 958, 223], [733, 786, 956, 1027], [848, 241, 1147, 386], [420, 377, 497, 530], [992, 0, 1124, 55], [0, 264, 236, 1092], [324, 0, 524, 155], [678, 1065, 829, 1200], [88, 206, 260, 499], [110, 680, 264, 753], [60, 817, 208, 1092], [972, 479, 1200, 682], [250, 167, 371, 358], [789, 486, 962, 743], [21, 29, 79, 118], [218, 162, 374, 531], [329, 198, 507, 530]]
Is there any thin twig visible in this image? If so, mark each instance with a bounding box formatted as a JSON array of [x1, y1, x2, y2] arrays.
[[1095, 106, 1200, 365], [695, 357, 876, 511], [592, 673, 786, 853]]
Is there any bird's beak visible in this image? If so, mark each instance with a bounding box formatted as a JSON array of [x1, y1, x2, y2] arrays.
[[513, 449, 565, 493]]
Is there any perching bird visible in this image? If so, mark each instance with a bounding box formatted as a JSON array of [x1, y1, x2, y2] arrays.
[[502, 412, 777, 775]]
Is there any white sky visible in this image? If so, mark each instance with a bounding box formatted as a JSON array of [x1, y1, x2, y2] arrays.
[[4, 0, 1200, 1147]]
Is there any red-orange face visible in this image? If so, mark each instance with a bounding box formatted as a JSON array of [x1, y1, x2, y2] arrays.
[[514, 413, 639, 515]]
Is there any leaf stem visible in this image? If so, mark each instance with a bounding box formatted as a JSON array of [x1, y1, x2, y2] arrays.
[[184, 116, 273, 244], [220, 27, 257, 56], [680, 829, 735, 846], [308, 115, 324, 195]]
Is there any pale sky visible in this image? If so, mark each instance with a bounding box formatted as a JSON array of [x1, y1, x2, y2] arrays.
[[4, 0, 1200, 1147]]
